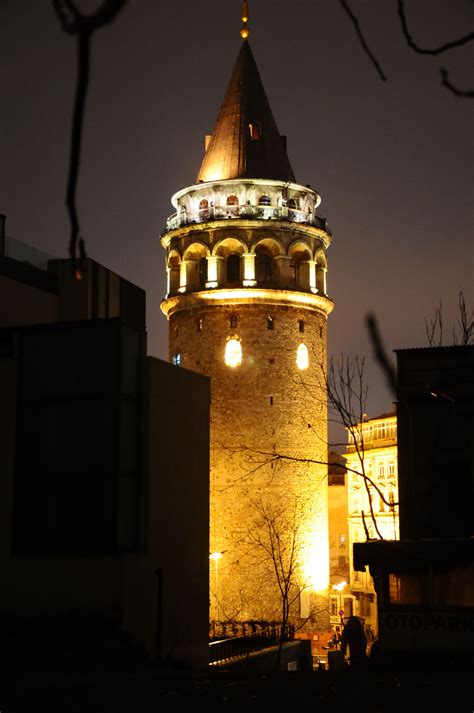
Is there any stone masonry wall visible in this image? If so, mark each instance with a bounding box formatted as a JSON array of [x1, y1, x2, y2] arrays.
[[168, 300, 330, 627]]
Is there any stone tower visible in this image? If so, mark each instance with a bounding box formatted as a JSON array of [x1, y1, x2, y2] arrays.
[[160, 29, 333, 627]]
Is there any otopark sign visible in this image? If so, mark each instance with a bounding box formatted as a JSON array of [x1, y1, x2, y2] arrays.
[[379, 609, 474, 655]]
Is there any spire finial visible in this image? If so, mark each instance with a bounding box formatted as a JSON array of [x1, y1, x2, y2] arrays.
[[240, 0, 250, 39]]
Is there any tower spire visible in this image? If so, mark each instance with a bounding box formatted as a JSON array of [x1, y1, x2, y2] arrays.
[[240, 0, 249, 40]]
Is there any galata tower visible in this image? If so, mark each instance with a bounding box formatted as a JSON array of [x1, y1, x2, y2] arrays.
[[160, 5, 333, 629]]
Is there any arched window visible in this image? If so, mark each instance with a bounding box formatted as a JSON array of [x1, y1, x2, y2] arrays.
[[296, 343, 309, 370], [299, 320, 305, 333], [225, 338, 242, 367], [248, 122, 261, 140], [226, 195, 239, 206], [258, 195, 271, 206], [287, 199, 297, 209], [199, 257, 207, 286], [226, 254, 240, 283], [256, 253, 271, 283], [267, 316, 274, 330], [230, 315, 237, 329], [199, 198, 209, 221]]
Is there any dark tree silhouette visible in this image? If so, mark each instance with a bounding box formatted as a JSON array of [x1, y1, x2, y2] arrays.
[[52, 0, 127, 278], [340, 0, 474, 97]]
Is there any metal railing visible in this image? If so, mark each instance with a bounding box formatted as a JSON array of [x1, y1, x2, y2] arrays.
[[209, 624, 295, 666], [165, 205, 331, 234]]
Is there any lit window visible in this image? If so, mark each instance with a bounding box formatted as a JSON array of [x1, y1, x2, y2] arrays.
[[226, 195, 239, 206], [225, 338, 242, 367], [198, 318, 203, 332], [172, 353, 181, 366], [296, 343, 309, 370], [267, 316, 274, 330], [248, 122, 261, 140]]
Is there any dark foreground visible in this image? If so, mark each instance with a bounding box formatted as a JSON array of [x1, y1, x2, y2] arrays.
[[1, 658, 472, 713]]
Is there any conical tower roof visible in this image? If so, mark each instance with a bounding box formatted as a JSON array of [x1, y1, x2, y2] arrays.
[[196, 41, 296, 183]]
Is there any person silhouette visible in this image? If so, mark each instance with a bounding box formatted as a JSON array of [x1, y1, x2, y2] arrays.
[[340, 616, 367, 669]]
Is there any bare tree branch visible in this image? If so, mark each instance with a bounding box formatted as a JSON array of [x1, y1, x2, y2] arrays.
[[457, 290, 474, 344], [425, 301, 443, 346], [441, 68, 474, 97], [52, 0, 127, 278], [227, 446, 398, 509], [424, 291, 473, 347], [339, 0, 387, 81], [397, 0, 474, 55], [366, 313, 397, 397]]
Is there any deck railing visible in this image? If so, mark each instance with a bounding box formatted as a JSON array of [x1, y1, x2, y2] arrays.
[[165, 205, 330, 234], [209, 624, 294, 666]]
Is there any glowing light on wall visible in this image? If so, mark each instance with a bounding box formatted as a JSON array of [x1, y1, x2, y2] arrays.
[[301, 526, 330, 592], [296, 343, 309, 370], [308, 260, 317, 294], [225, 337, 242, 367], [178, 261, 187, 293], [243, 253, 256, 287], [205, 256, 219, 289]]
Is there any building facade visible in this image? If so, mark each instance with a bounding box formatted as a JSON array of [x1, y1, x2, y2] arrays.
[[355, 346, 474, 662], [327, 452, 350, 632], [0, 220, 210, 666], [344, 411, 399, 634], [160, 38, 333, 626]]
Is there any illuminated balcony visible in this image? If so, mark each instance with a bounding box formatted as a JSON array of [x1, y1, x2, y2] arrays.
[[165, 204, 331, 234]]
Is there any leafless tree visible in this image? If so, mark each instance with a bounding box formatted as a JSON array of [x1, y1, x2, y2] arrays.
[[325, 354, 384, 540], [244, 495, 314, 667], [425, 301, 443, 347], [424, 290, 473, 347], [340, 0, 474, 97]]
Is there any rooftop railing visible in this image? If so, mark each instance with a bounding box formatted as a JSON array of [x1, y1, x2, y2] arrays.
[[165, 204, 331, 234]]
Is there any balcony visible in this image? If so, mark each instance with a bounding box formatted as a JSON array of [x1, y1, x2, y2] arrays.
[[165, 204, 331, 234]]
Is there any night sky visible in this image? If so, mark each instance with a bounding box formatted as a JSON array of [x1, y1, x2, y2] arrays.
[[2, 1, 473, 442]]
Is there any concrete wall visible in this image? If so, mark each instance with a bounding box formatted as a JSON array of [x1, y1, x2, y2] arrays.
[[139, 357, 210, 665], [0, 274, 58, 326], [0, 348, 210, 668], [396, 346, 474, 539]]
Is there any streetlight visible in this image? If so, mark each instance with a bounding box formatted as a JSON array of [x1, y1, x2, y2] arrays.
[[209, 551, 225, 622], [332, 580, 347, 625]]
